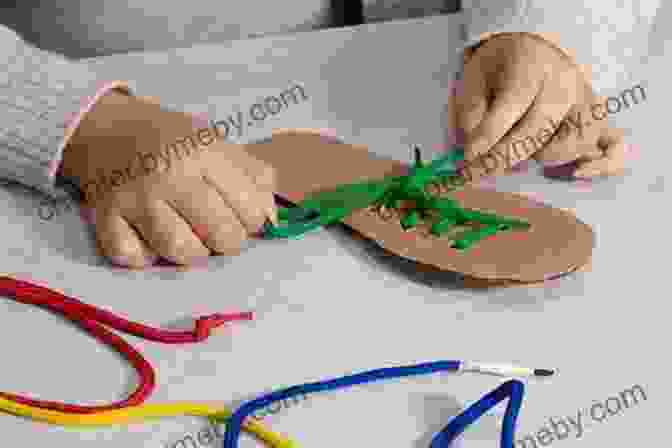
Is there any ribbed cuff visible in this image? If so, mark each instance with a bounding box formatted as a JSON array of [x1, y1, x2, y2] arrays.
[[53, 81, 132, 182], [461, 1, 651, 92], [0, 29, 133, 199]]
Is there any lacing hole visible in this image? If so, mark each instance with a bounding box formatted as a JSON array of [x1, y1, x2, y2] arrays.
[[377, 205, 396, 221], [418, 227, 432, 238], [425, 182, 443, 195], [447, 176, 466, 188]]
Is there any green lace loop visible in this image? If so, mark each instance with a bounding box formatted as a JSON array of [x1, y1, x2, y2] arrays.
[[263, 146, 530, 249]]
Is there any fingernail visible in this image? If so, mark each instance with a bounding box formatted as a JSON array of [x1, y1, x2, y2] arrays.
[[478, 177, 497, 187], [450, 79, 464, 97], [625, 144, 639, 160], [573, 167, 599, 178], [518, 191, 546, 207], [447, 128, 466, 146], [510, 159, 530, 172], [48, 160, 60, 178], [455, 128, 466, 145], [543, 161, 579, 180], [192, 224, 209, 241], [192, 112, 210, 129], [542, 159, 574, 167], [570, 179, 594, 193], [317, 128, 340, 143], [109, 255, 131, 267], [188, 256, 210, 268], [80, 207, 95, 224]]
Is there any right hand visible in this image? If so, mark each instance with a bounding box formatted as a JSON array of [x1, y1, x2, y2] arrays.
[[454, 33, 628, 182], [60, 90, 277, 269]]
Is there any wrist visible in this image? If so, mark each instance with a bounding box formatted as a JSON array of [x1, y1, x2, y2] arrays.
[[60, 88, 134, 185]]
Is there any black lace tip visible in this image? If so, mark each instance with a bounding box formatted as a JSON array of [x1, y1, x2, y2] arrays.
[[414, 146, 422, 165]]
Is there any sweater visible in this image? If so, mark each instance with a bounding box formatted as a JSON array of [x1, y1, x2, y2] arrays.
[[0, 0, 660, 199]]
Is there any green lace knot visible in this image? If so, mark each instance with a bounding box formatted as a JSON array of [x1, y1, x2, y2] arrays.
[[263, 146, 530, 249]]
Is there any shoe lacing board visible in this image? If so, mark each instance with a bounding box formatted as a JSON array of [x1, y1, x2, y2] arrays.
[[245, 130, 594, 284]]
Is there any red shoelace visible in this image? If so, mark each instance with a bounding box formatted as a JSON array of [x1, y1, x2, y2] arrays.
[[0, 276, 253, 413]]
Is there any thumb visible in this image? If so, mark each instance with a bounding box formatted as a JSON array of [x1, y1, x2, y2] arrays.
[[237, 147, 279, 225]]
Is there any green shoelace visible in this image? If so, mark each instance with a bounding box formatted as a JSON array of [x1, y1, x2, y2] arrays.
[[262, 146, 530, 250]]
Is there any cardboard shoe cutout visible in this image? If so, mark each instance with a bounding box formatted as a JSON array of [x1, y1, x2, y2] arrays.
[[245, 130, 594, 285]]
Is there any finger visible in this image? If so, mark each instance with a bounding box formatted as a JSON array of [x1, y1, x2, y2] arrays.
[[93, 209, 158, 268], [456, 57, 488, 137], [573, 127, 628, 178], [498, 81, 575, 168], [460, 80, 572, 182], [128, 199, 210, 265], [534, 83, 602, 166], [135, 95, 161, 105], [596, 124, 626, 152], [233, 148, 279, 226], [533, 112, 601, 166], [205, 150, 273, 233], [463, 63, 542, 162], [166, 184, 247, 255]]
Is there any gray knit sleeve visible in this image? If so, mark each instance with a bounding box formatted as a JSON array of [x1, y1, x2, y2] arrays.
[[0, 25, 131, 199], [461, 0, 661, 91]]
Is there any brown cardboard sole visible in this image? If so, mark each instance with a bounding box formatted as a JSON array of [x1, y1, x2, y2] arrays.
[[244, 130, 594, 283]]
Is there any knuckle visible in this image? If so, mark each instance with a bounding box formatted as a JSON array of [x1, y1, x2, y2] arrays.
[[253, 162, 277, 189], [261, 164, 277, 186], [209, 223, 246, 254], [106, 239, 144, 265], [161, 234, 204, 262], [245, 207, 268, 232]]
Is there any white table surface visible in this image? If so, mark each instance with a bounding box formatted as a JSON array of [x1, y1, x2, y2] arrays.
[[0, 13, 669, 448]]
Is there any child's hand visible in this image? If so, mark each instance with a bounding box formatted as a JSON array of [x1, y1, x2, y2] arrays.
[[61, 90, 277, 269], [455, 32, 628, 182]]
